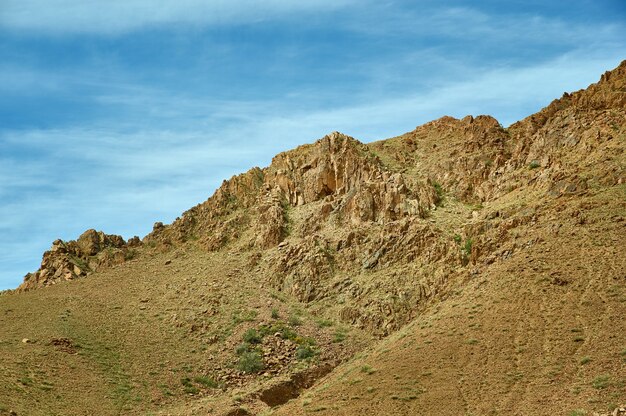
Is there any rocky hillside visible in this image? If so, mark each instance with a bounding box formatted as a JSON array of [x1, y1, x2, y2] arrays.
[[3, 60, 624, 416]]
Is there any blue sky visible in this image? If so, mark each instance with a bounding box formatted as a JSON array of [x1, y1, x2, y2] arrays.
[[1, 1, 625, 289]]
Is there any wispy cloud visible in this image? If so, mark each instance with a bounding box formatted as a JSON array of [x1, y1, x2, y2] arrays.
[[0, 0, 357, 34]]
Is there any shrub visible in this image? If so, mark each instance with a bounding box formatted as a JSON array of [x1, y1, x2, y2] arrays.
[[463, 238, 473, 257], [295, 345, 316, 360], [360, 365, 375, 375], [235, 342, 251, 355], [288, 314, 303, 327], [529, 160, 541, 169], [181, 377, 199, 395], [591, 375, 610, 389], [237, 351, 264, 373], [194, 375, 218, 388], [333, 330, 347, 343], [316, 318, 333, 328], [271, 308, 280, 319], [433, 182, 443, 198], [242, 328, 262, 344]]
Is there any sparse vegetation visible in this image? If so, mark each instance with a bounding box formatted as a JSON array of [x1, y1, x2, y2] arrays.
[[288, 314, 303, 327], [194, 375, 218, 388], [333, 329, 347, 343], [433, 182, 444, 205], [181, 377, 200, 394], [296, 345, 317, 360], [529, 160, 541, 169], [592, 375, 610, 389], [462, 238, 473, 259], [232, 309, 258, 325], [237, 351, 264, 374], [316, 318, 333, 328], [360, 365, 375, 375], [243, 328, 262, 344]]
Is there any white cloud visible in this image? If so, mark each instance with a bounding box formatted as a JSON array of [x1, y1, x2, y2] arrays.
[[0, 0, 357, 34]]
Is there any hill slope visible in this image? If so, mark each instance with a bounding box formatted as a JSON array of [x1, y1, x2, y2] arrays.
[[1, 61, 625, 416]]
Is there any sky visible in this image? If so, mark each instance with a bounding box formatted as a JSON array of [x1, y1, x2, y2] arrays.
[[1, 1, 625, 290]]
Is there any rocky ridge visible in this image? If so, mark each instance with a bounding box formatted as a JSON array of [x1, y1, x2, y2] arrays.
[[9, 60, 625, 416], [20, 61, 626, 335]]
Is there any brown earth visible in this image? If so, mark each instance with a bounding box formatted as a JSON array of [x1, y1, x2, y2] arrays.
[[1, 60, 625, 416]]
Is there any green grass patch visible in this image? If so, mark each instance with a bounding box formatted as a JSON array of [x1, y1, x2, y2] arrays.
[[316, 318, 333, 328], [333, 329, 347, 343], [592, 375, 610, 389], [194, 375, 218, 388], [232, 309, 258, 325], [360, 365, 376, 375]]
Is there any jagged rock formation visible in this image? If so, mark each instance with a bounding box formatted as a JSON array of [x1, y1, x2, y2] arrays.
[[20, 61, 626, 335], [19, 229, 140, 290]]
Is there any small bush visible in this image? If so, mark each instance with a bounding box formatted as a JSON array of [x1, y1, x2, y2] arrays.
[[235, 342, 251, 355], [243, 328, 262, 344], [316, 318, 333, 328], [463, 239, 473, 257], [296, 345, 316, 360], [453, 234, 462, 244], [258, 322, 297, 340], [591, 375, 610, 389], [18, 377, 34, 386], [360, 365, 375, 375], [194, 375, 218, 388], [579, 356, 591, 365], [333, 330, 347, 343], [288, 314, 303, 327], [529, 160, 541, 169], [181, 377, 200, 394], [237, 351, 264, 374], [271, 308, 280, 319], [433, 182, 443, 199]]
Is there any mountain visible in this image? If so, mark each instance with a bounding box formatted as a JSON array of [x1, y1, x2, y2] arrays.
[[1, 61, 625, 416]]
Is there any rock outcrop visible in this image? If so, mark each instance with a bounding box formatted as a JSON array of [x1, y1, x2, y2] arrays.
[[19, 229, 139, 290]]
